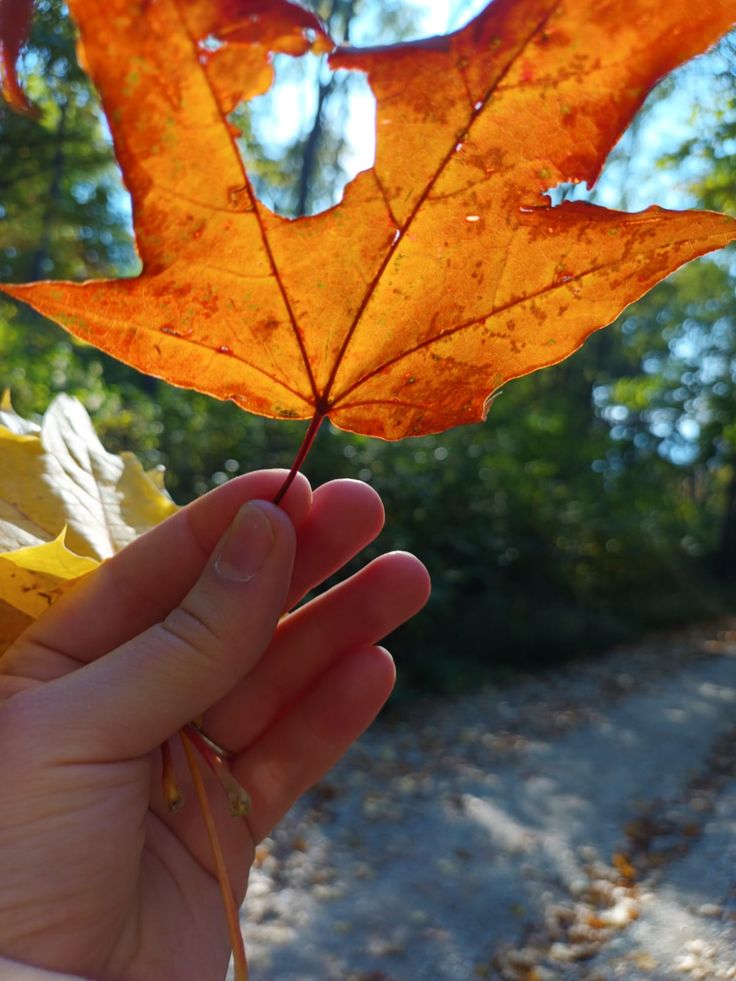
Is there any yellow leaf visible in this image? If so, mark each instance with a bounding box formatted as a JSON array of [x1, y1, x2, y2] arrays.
[[0, 395, 177, 654], [0, 530, 98, 617], [0, 394, 177, 558]]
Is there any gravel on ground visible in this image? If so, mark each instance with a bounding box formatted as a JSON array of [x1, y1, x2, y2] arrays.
[[239, 620, 736, 981]]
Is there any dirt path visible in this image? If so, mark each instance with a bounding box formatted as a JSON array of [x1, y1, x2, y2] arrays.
[[240, 621, 736, 980]]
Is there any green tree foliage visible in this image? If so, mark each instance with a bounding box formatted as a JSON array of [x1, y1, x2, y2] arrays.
[[0, 1, 133, 280], [1, 1, 734, 694], [594, 42, 736, 580]]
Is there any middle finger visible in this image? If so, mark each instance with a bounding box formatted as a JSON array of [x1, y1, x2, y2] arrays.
[[203, 550, 430, 753]]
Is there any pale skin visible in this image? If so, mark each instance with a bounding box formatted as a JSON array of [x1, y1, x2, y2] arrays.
[[0, 471, 430, 980]]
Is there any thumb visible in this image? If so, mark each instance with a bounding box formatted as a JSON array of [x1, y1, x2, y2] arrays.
[[38, 501, 296, 760]]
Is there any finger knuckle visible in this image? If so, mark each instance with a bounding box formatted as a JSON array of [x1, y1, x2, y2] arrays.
[[158, 600, 223, 667]]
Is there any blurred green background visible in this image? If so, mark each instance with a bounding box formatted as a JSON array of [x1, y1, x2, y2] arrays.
[[2, 0, 735, 695]]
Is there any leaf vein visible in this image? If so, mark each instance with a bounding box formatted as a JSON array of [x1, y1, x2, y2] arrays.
[[331, 235, 697, 406], [320, 0, 564, 405]]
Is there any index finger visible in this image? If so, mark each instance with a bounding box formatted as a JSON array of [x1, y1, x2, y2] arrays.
[[9, 470, 312, 671]]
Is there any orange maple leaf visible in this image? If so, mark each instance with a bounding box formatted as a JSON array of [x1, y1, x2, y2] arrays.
[[2, 0, 736, 439]]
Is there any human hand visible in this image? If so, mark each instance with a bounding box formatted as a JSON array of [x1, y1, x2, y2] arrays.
[[0, 471, 430, 980]]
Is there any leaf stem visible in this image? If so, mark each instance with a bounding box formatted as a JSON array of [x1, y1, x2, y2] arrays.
[[180, 729, 249, 981], [161, 739, 183, 812], [273, 410, 325, 504], [172, 408, 324, 975], [184, 723, 251, 817]]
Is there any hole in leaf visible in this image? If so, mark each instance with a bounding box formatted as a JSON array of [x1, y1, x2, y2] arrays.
[[231, 53, 376, 218], [222, 0, 478, 219]]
